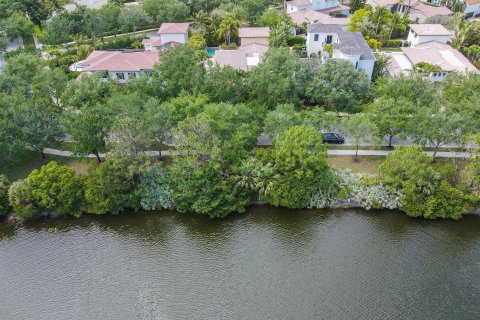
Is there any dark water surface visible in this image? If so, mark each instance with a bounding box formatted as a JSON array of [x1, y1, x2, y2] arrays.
[[1, 207, 479, 320]]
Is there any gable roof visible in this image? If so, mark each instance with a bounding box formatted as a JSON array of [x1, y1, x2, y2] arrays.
[[411, 2, 453, 18], [308, 23, 344, 33], [238, 27, 270, 38], [83, 51, 160, 72], [213, 50, 248, 71], [409, 24, 453, 36], [288, 9, 350, 25], [401, 41, 478, 73], [157, 23, 190, 34], [466, 0, 480, 4], [287, 0, 313, 6], [337, 31, 375, 60], [239, 43, 269, 56]]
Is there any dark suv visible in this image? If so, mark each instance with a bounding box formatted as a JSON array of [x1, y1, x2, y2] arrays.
[[322, 133, 345, 144]]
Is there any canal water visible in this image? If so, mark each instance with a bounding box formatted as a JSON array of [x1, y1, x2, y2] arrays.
[[1, 207, 479, 319]]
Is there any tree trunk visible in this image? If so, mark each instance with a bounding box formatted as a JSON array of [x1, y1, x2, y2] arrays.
[[41, 151, 46, 159], [432, 145, 439, 163], [388, 135, 393, 148], [355, 145, 359, 162], [94, 150, 102, 163]]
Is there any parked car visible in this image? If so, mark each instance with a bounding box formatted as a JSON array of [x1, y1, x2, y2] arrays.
[[322, 133, 345, 144]]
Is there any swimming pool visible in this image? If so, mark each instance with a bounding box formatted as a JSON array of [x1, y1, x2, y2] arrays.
[[207, 47, 218, 56]]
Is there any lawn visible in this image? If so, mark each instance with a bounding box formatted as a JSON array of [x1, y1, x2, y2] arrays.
[[327, 155, 385, 175], [0, 152, 96, 182]]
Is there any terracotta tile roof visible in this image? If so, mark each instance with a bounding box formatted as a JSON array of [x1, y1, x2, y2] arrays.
[[466, 0, 480, 4], [83, 50, 160, 72], [213, 50, 248, 71], [409, 24, 453, 36], [412, 3, 453, 18], [142, 37, 163, 46], [366, 0, 400, 6], [238, 27, 270, 38], [238, 43, 269, 56], [401, 41, 478, 73], [288, 9, 350, 25], [287, 0, 313, 6], [157, 23, 190, 34]]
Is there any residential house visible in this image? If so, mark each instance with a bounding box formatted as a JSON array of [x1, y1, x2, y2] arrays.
[[407, 24, 453, 46], [212, 43, 269, 71], [286, 0, 350, 15], [385, 41, 478, 81], [143, 23, 189, 51], [82, 50, 160, 82], [367, 0, 453, 23], [238, 27, 270, 46], [306, 24, 376, 79], [465, 0, 480, 18], [288, 9, 350, 34]]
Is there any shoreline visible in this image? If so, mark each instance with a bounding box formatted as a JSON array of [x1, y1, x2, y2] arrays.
[[3, 203, 480, 227]]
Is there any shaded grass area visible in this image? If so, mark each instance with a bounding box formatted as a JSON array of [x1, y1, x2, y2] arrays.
[[328, 155, 471, 177], [327, 155, 385, 175], [0, 151, 96, 182]]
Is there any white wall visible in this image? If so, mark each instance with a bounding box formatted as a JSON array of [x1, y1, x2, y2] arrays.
[[465, 3, 480, 18], [407, 30, 451, 46], [306, 32, 339, 56], [311, 0, 339, 10], [160, 33, 188, 44], [357, 60, 375, 80]]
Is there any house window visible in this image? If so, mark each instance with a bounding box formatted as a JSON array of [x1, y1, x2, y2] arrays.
[[326, 35, 333, 44], [355, 61, 358, 69], [128, 72, 136, 78], [314, 34, 319, 41], [101, 71, 108, 78], [116, 72, 125, 80]]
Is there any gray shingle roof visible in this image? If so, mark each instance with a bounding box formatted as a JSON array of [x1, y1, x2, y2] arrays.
[[336, 31, 375, 60]]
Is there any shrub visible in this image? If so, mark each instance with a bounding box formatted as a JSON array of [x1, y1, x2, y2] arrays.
[[8, 181, 39, 220], [383, 39, 402, 48], [0, 175, 10, 216], [220, 43, 238, 50], [137, 163, 175, 211], [287, 36, 306, 46]]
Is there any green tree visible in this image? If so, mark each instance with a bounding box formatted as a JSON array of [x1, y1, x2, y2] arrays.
[[341, 113, 374, 161], [0, 12, 35, 40], [217, 12, 241, 44], [0, 175, 9, 216], [84, 158, 141, 215], [366, 97, 414, 148], [371, 52, 390, 82], [306, 59, 371, 112], [154, 45, 205, 98], [263, 125, 332, 208], [118, 6, 152, 33], [263, 104, 302, 141], [248, 48, 301, 108], [142, 0, 190, 24], [201, 65, 247, 104], [349, 0, 366, 12], [26, 162, 85, 217], [63, 103, 114, 162], [269, 20, 293, 48]]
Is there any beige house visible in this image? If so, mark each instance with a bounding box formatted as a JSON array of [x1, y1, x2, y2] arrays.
[[238, 27, 270, 46], [385, 41, 478, 82], [367, 0, 453, 23], [212, 43, 269, 71]]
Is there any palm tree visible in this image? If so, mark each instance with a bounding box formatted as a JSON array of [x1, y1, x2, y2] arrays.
[[191, 10, 211, 32], [217, 13, 241, 45]]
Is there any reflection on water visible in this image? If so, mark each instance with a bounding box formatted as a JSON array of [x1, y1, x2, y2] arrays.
[[1, 207, 479, 320]]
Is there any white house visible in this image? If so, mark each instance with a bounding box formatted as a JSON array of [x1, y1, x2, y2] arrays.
[[306, 24, 376, 79], [407, 24, 453, 46], [385, 41, 478, 82], [465, 0, 480, 18], [82, 50, 160, 82], [286, 0, 350, 15], [143, 23, 189, 52]]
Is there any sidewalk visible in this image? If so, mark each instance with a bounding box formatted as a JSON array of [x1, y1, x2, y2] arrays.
[[42, 148, 471, 159]]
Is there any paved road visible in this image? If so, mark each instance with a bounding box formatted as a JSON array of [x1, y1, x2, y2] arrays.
[[42, 148, 471, 159]]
